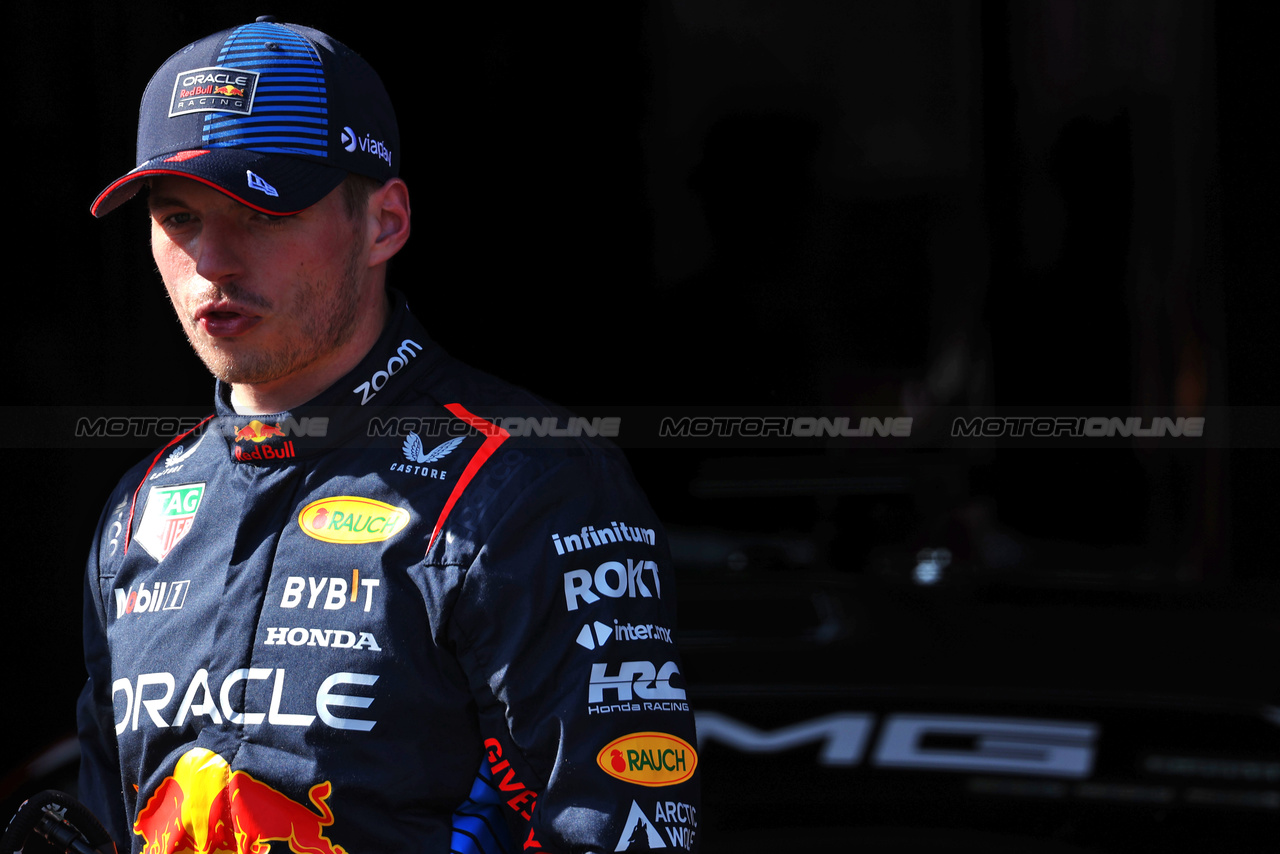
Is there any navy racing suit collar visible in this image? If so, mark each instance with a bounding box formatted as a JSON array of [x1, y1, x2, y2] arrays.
[[212, 290, 442, 464]]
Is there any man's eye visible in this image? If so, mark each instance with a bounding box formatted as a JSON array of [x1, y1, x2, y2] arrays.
[[255, 213, 287, 225], [157, 212, 192, 227]]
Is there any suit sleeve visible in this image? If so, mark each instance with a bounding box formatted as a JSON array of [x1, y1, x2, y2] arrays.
[[76, 495, 131, 849], [445, 449, 700, 853]]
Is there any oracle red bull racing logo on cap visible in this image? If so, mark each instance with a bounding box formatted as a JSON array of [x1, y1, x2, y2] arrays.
[[134, 747, 347, 854], [597, 732, 698, 787], [298, 497, 410, 544], [135, 483, 205, 562], [170, 66, 258, 117]]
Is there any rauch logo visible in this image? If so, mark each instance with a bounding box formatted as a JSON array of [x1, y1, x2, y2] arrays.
[[298, 497, 410, 544], [597, 732, 697, 787]]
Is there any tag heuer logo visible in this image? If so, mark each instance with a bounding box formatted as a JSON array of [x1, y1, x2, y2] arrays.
[[136, 483, 206, 561]]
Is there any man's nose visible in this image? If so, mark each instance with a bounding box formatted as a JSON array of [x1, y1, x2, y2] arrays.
[[193, 216, 244, 283]]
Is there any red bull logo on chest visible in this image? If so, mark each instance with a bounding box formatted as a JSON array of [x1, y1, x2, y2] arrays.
[[134, 747, 346, 854]]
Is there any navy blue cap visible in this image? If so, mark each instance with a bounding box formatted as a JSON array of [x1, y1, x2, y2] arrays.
[[92, 19, 398, 217]]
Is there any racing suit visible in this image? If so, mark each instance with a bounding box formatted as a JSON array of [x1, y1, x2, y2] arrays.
[[77, 292, 700, 853]]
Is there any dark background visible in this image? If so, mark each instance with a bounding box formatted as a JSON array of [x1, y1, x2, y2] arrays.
[[5, 0, 1276, 829]]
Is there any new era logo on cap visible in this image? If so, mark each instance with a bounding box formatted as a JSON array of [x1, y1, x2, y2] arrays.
[[246, 171, 279, 197]]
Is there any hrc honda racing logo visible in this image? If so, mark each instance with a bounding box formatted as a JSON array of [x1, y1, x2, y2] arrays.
[[588, 660, 688, 715], [134, 747, 345, 854]]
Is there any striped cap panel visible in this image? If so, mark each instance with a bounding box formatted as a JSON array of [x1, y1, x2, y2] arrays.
[[202, 23, 329, 158]]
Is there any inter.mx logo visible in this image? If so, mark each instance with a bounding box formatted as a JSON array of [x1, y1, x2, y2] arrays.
[[577, 621, 674, 651], [115, 580, 190, 618]]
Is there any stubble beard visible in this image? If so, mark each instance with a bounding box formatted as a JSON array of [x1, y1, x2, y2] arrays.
[[181, 236, 367, 387]]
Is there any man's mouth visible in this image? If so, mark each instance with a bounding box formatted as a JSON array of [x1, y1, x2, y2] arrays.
[[195, 303, 263, 338]]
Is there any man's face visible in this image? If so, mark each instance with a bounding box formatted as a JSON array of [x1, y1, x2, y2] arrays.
[[148, 176, 372, 390]]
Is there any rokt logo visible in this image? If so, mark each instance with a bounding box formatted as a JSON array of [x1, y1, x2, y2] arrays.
[[564, 559, 661, 611], [298, 497, 409, 544], [597, 733, 697, 787], [133, 747, 346, 854]]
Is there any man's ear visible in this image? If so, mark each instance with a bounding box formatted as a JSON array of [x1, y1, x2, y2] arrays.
[[366, 178, 411, 266]]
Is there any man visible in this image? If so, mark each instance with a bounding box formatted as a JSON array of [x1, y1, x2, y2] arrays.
[[80, 18, 699, 853]]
